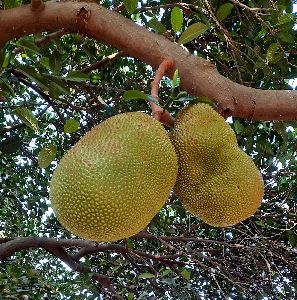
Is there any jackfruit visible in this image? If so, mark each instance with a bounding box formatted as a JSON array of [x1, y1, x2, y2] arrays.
[[170, 103, 264, 227], [50, 112, 178, 242]]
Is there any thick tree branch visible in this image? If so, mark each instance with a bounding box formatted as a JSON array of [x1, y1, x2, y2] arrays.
[[0, 235, 241, 261], [0, 1, 296, 120]]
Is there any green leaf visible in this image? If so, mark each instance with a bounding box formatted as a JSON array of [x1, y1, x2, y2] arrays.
[[4, 0, 21, 9], [64, 119, 80, 133], [48, 81, 63, 99], [15, 38, 41, 55], [0, 136, 23, 154], [27, 269, 40, 278], [181, 269, 191, 281], [124, 0, 138, 14], [266, 43, 278, 62], [127, 293, 134, 300], [162, 269, 172, 276], [172, 69, 180, 89], [264, 143, 274, 155], [0, 48, 6, 69], [148, 18, 166, 34], [15, 65, 50, 91], [234, 119, 244, 134], [176, 91, 187, 99], [195, 96, 214, 106], [123, 90, 149, 101], [14, 107, 39, 131], [279, 13, 294, 25], [241, 125, 256, 136], [277, 31, 294, 43], [0, 79, 14, 97], [1, 52, 10, 68], [46, 76, 70, 98], [126, 239, 135, 249], [171, 7, 183, 33], [174, 96, 196, 102], [138, 273, 155, 279], [178, 23, 208, 45], [40, 56, 50, 69], [49, 50, 63, 75], [287, 230, 297, 247], [65, 71, 90, 82], [216, 3, 234, 22], [38, 144, 57, 168]]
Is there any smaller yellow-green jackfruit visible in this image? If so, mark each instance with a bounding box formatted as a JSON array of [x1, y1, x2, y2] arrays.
[[170, 103, 264, 227], [50, 112, 178, 242]]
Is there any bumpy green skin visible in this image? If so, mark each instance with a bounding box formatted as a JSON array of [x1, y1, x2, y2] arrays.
[[50, 112, 178, 242], [170, 103, 264, 227]]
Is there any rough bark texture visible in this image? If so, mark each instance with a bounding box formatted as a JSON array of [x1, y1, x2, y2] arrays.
[[0, 1, 296, 120]]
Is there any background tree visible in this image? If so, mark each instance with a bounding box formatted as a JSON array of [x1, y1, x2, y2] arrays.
[[0, 0, 296, 299]]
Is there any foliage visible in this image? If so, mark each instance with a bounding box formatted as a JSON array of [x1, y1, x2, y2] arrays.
[[0, 0, 296, 299]]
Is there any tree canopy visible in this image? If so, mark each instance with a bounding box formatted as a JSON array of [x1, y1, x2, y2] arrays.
[[0, 0, 296, 299]]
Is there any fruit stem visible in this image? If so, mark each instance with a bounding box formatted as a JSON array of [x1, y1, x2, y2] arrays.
[[150, 58, 176, 127]]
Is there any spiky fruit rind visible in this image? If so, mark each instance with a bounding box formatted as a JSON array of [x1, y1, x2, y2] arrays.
[[170, 103, 264, 227], [50, 112, 178, 242]]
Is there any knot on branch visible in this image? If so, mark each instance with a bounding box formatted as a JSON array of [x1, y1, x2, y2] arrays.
[[76, 6, 91, 35], [31, 0, 45, 11]]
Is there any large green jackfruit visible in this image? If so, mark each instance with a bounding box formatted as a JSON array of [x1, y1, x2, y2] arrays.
[[170, 103, 264, 227], [50, 112, 178, 242]]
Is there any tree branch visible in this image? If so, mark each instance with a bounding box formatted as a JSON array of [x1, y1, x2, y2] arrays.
[[0, 1, 296, 120], [11, 69, 64, 122], [44, 245, 122, 299], [35, 29, 66, 46], [0, 237, 122, 298], [81, 51, 125, 73]]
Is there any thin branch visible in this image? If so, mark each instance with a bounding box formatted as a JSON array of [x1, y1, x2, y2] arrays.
[[45, 245, 122, 299], [35, 29, 66, 46], [133, 231, 246, 249], [230, 0, 274, 13], [203, 0, 243, 83], [81, 51, 125, 73], [11, 69, 64, 122], [137, 3, 198, 13]]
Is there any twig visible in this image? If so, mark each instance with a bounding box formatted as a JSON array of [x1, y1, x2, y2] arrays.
[[203, 0, 243, 83], [35, 30, 66, 46], [44, 245, 122, 299], [133, 231, 246, 249], [230, 0, 274, 13], [11, 69, 64, 122], [81, 51, 125, 73]]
